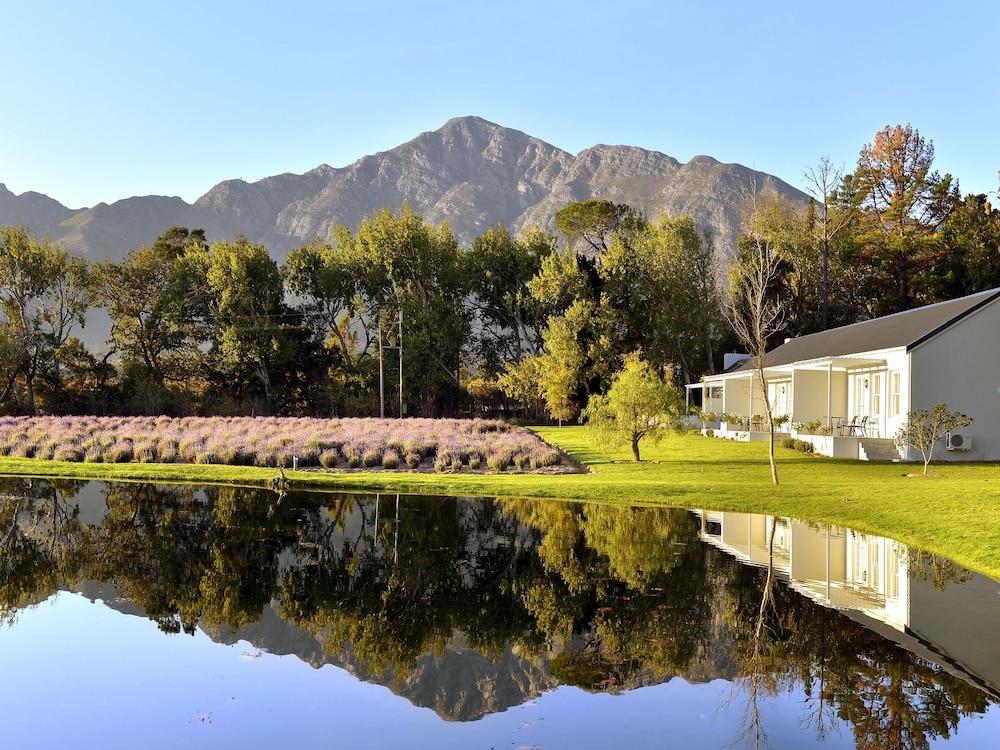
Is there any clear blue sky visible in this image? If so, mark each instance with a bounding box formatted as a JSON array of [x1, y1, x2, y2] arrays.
[[3, 0, 997, 208]]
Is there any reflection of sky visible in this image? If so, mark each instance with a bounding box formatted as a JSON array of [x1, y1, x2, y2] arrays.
[[0, 593, 996, 749]]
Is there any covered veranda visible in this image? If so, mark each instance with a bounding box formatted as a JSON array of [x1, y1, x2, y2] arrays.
[[688, 355, 890, 458]]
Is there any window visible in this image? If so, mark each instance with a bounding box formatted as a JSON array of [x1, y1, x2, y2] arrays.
[[887, 544, 900, 600], [889, 371, 901, 417], [872, 373, 882, 417]]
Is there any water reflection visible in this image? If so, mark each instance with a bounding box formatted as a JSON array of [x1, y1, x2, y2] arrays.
[[0, 478, 997, 748]]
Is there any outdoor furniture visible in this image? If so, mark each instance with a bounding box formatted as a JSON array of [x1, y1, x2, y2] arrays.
[[856, 415, 869, 437], [839, 416, 857, 436]]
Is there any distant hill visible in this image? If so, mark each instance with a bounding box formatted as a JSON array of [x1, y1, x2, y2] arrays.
[[0, 116, 811, 261]]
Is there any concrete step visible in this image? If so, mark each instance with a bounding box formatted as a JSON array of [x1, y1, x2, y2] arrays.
[[859, 438, 900, 462]]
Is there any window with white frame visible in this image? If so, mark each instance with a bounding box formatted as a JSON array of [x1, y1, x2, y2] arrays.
[[889, 371, 901, 417], [872, 372, 882, 418]]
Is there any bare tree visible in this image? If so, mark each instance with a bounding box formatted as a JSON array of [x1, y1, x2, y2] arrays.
[[725, 182, 787, 485], [803, 157, 852, 330]]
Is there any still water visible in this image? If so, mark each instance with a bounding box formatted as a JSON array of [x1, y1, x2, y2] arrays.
[[1, 477, 998, 749]]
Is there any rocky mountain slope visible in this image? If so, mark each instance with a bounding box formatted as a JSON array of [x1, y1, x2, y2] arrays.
[[1, 116, 811, 261]]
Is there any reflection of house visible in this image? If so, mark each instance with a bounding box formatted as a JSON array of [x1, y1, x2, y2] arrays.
[[694, 510, 1000, 699], [688, 288, 1000, 460]]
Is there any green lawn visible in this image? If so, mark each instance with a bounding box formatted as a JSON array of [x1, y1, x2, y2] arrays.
[[2, 427, 1000, 578]]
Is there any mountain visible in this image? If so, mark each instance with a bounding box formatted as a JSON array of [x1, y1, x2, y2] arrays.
[[0, 116, 811, 261]]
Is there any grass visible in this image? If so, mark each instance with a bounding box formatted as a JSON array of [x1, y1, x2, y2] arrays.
[[2, 426, 1000, 579]]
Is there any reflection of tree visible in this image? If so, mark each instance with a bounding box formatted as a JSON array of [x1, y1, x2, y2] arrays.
[[0, 481, 994, 746], [0, 478, 86, 625]]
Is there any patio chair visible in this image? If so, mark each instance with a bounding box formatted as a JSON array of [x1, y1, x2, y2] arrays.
[[856, 415, 869, 437], [839, 416, 857, 436]]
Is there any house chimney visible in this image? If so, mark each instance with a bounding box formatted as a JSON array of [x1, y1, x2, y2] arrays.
[[723, 352, 751, 370]]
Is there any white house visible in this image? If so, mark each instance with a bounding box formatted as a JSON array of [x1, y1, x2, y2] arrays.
[[688, 287, 1000, 461]]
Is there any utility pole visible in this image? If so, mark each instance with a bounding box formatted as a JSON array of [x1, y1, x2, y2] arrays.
[[398, 307, 404, 418]]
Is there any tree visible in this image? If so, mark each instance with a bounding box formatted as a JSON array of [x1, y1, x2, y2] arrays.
[[466, 226, 555, 371], [336, 204, 469, 416], [94, 227, 208, 391], [535, 300, 591, 423], [893, 404, 973, 476], [602, 213, 722, 380], [582, 352, 683, 461], [932, 193, 1000, 298], [726, 187, 787, 485], [803, 157, 854, 329], [554, 199, 645, 255], [0, 226, 91, 413], [853, 125, 960, 312], [205, 236, 288, 404]]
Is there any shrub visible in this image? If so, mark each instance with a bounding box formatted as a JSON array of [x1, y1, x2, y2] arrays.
[[320, 449, 339, 468], [382, 450, 400, 469], [53, 446, 83, 462], [405, 451, 422, 469], [487, 452, 511, 471], [107, 443, 133, 463], [362, 447, 382, 468], [467, 453, 482, 470], [781, 437, 813, 453]]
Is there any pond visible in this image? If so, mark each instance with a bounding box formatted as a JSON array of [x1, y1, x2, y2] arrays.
[[1, 478, 998, 749]]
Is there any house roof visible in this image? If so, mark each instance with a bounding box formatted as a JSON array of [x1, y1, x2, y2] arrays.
[[732, 287, 1000, 372]]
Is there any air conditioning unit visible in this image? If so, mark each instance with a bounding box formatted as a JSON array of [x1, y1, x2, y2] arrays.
[[946, 432, 972, 451]]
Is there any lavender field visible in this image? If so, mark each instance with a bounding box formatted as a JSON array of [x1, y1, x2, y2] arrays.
[[0, 416, 567, 472]]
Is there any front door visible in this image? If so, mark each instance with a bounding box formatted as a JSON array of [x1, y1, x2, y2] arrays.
[[854, 375, 870, 418]]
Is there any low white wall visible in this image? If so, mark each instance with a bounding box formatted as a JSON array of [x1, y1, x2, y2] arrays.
[[792, 433, 860, 459]]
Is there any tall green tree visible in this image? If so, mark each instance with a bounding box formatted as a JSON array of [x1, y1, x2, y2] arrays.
[[204, 236, 288, 404], [466, 225, 556, 371], [94, 227, 208, 390], [554, 199, 645, 255], [0, 226, 91, 413], [334, 204, 469, 416]]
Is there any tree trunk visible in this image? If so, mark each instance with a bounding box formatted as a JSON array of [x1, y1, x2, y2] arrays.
[[631, 435, 641, 462], [821, 235, 830, 330], [24, 367, 36, 415], [768, 425, 779, 485], [758, 367, 779, 485]]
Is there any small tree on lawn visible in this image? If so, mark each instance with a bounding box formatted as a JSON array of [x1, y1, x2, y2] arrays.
[[725, 185, 788, 485], [582, 352, 683, 462], [893, 403, 973, 476]]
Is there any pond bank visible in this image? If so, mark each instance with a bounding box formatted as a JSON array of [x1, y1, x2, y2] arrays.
[[2, 426, 1000, 579]]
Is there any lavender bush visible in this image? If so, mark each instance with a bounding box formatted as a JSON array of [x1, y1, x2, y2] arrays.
[[0, 416, 566, 473]]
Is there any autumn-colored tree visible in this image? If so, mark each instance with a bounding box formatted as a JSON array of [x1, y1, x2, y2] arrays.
[[853, 125, 960, 312]]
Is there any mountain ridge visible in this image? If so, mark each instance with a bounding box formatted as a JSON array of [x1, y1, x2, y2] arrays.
[[0, 116, 811, 261]]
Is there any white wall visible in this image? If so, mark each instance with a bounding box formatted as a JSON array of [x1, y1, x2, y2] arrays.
[[909, 300, 1000, 461], [791, 369, 848, 425]]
